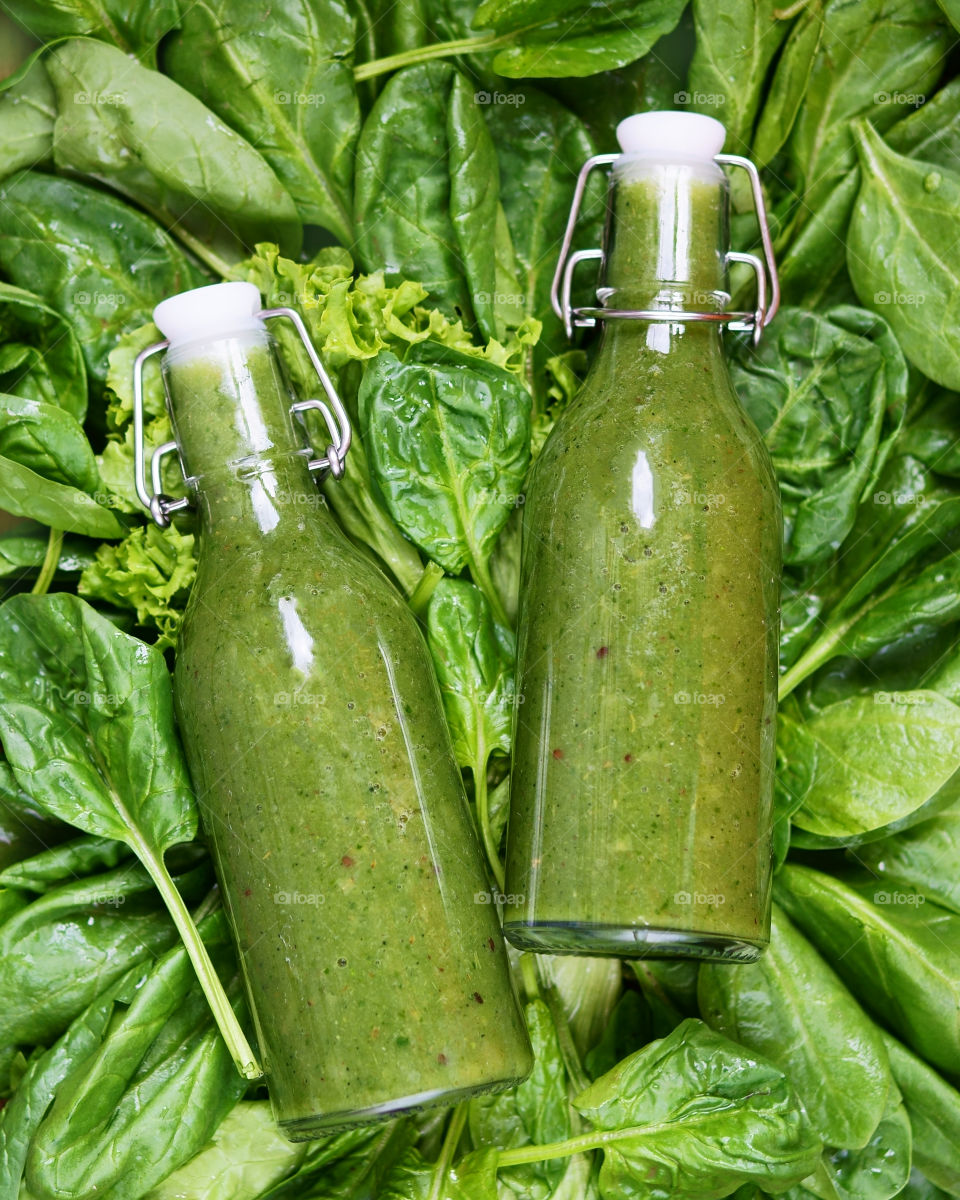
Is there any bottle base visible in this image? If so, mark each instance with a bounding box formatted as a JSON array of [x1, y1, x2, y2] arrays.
[[278, 1072, 529, 1142], [503, 920, 766, 962]]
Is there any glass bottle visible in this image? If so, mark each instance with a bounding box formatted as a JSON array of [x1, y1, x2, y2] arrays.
[[503, 113, 781, 963], [139, 282, 531, 1139]]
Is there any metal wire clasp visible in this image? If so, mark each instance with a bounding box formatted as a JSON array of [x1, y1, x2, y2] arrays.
[[550, 151, 780, 346], [132, 306, 351, 529]]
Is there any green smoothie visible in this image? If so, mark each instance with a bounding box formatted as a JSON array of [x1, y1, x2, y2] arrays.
[[166, 329, 531, 1137], [504, 157, 781, 961]]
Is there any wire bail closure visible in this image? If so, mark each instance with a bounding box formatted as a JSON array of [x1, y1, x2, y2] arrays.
[[550, 152, 780, 346], [132, 306, 352, 529]]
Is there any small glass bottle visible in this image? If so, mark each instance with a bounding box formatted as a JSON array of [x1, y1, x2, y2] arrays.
[[137, 283, 531, 1139], [504, 113, 781, 962]]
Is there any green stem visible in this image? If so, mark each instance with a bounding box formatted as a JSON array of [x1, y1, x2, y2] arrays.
[[353, 33, 503, 81], [474, 752, 505, 891], [519, 953, 539, 1001], [497, 1125, 639, 1168], [537, 971, 592, 1096], [138, 844, 262, 1079], [408, 561, 446, 620], [428, 1103, 468, 1200], [469, 549, 511, 629], [30, 528, 63, 596], [778, 616, 858, 700]]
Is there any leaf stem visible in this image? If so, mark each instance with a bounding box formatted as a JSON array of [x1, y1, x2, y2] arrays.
[[408, 561, 446, 619], [496, 1125, 640, 1167], [474, 752, 505, 891], [138, 844, 262, 1078], [469, 549, 511, 629], [353, 33, 504, 81], [428, 1103, 468, 1200], [537, 971, 592, 1096], [30, 528, 63, 596]]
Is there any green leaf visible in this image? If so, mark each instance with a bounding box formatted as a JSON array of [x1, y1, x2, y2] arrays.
[[164, 0, 359, 245], [584, 991, 651, 1081], [687, 0, 791, 154], [1, 0, 180, 63], [0, 833, 130, 892], [427, 578, 515, 771], [0, 172, 203, 383], [731, 306, 907, 565], [886, 76, 960, 168], [775, 864, 960, 1076], [26, 912, 247, 1200], [472, 0, 688, 78], [0, 283, 87, 421], [0, 454, 124, 538], [572, 1019, 822, 1199], [788, 0, 948, 212], [698, 904, 893, 1149], [354, 63, 496, 326], [0, 59, 55, 185], [881, 1031, 960, 1193], [752, 9, 822, 167], [359, 341, 531, 597], [849, 120, 960, 389], [0, 528, 93, 580], [0, 593, 259, 1078], [0, 393, 98, 491], [469, 998, 570, 1196], [78, 523, 197, 649], [856, 801, 960, 915], [826, 1087, 911, 1200], [46, 39, 302, 268], [778, 690, 960, 838]]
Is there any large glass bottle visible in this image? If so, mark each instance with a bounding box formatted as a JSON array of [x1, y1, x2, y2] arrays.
[[143, 283, 531, 1139], [504, 113, 781, 962]]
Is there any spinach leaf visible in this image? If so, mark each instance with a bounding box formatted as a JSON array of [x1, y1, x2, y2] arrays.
[[897, 1169, 955, 1200], [775, 864, 960, 1075], [469, 998, 570, 1197], [827, 1086, 911, 1200], [2, 0, 179, 63], [0, 172, 203, 383], [359, 341, 532, 624], [0, 860, 199, 1046], [0, 528, 95, 581], [354, 64, 499, 328], [0, 965, 146, 1200], [163, 0, 359, 245], [0, 834, 130, 892], [46, 39, 302, 271], [542, 955, 623, 1060], [0, 593, 259, 1078], [143, 1102, 308, 1200], [0, 60, 54, 185], [0, 284, 87, 421], [0, 393, 97, 492], [777, 690, 960, 838], [731, 305, 907, 565], [584, 991, 651, 1081], [899, 387, 960, 475], [788, 0, 948, 212], [881, 1030, 960, 1193], [427, 578, 515, 883], [856, 802, 960, 914], [569, 1019, 821, 1199], [471, 0, 688, 78], [26, 912, 247, 1200], [686, 0, 791, 154], [887, 76, 960, 167], [483, 86, 600, 401], [698, 904, 893, 1149], [776, 171, 859, 309], [0, 455, 124, 539], [848, 119, 960, 389], [752, 8, 822, 168]]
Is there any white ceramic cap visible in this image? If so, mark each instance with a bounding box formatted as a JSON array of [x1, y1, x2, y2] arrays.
[[616, 111, 726, 160], [153, 281, 265, 348]]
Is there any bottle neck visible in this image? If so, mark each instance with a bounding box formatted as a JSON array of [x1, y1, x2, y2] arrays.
[[598, 159, 730, 317], [163, 333, 332, 539]]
